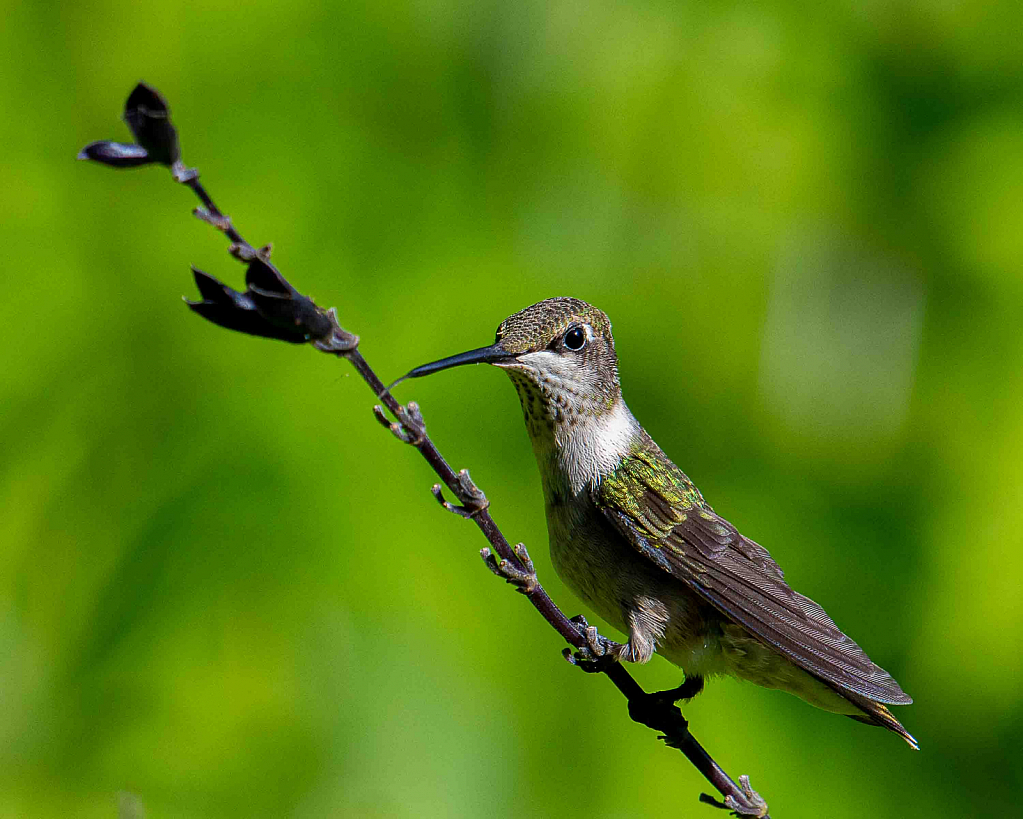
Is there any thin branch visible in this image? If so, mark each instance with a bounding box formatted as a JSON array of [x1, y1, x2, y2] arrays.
[[79, 82, 769, 818]]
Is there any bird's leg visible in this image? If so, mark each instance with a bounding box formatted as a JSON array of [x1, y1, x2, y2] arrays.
[[659, 674, 705, 703], [562, 614, 626, 672], [626, 675, 704, 733]]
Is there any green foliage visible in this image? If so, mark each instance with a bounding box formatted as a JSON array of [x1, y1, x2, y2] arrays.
[[2, 1, 1021, 816]]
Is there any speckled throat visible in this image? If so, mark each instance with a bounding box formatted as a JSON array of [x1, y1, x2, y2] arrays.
[[498, 361, 642, 496]]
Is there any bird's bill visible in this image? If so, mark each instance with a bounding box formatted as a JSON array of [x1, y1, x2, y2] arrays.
[[389, 343, 514, 389]]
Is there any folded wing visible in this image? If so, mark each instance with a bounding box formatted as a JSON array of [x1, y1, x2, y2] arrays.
[[594, 443, 911, 705]]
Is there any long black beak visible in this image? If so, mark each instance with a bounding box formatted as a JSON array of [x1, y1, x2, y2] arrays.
[[388, 344, 514, 390]]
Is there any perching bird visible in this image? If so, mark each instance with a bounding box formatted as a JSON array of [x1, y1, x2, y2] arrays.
[[399, 297, 916, 748]]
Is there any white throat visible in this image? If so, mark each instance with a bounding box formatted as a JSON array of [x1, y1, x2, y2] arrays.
[[554, 399, 639, 494]]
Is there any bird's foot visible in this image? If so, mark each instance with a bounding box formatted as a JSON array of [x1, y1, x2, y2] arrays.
[[699, 775, 768, 817], [561, 615, 625, 673], [481, 542, 537, 594]]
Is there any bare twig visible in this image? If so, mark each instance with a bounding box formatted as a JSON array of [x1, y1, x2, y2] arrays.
[[79, 82, 770, 818]]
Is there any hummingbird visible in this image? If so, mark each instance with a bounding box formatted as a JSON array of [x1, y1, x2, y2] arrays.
[[398, 297, 916, 748]]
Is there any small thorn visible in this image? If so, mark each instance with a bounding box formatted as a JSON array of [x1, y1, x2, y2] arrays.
[[406, 400, 424, 426], [431, 484, 464, 516], [387, 421, 412, 443], [479, 542, 537, 592], [393, 404, 426, 445], [480, 548, 503, 577], [511, 542, 534, 574], [702, 775, 767, 817], [429, 472, 490, 518], [172, 162, 197, 182], [432, 483, 479, 518], [371, 403, 424, 445], [194, 207, 233, 232], [452, 469, 488, 514], [227, 242, 260, 263], [372, 405, 391, 429]]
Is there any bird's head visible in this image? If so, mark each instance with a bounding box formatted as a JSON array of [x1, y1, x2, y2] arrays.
[[397, 298, 622, 428]]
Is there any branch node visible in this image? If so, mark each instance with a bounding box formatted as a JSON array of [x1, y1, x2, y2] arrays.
[[225, 242, 268, 263], [313, 308, 360, 353], [373, 405, 424, 444], [194, 206, 233, 233], [172, 161, 197, 183], [377, 401, 426, 443], [480, 543, 537, 593], [372, 405, 393, 431], [431, 469, 490, 518], [404, 400, 425, 428], [431, 484, 469, 517], [699, 775, 768, 817], [454, 468, 487, 510]]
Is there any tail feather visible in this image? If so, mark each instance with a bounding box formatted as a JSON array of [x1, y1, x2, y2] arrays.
[[843, 694, 919, 750]]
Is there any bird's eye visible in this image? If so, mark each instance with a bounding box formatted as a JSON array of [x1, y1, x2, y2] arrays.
[[564, 326, 587, 351]]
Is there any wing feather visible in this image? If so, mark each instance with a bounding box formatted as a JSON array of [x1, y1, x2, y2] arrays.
[[595, 443, 911, 705]]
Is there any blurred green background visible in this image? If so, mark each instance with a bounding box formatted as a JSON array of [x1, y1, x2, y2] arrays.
[[2, 1, 1021, 817]]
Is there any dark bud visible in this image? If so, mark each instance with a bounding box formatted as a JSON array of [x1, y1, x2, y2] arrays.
[[186, 260, 334, 344], [123, 82, 180, 166], [77, 82, 181, 170], [76, 141, 152, 168]]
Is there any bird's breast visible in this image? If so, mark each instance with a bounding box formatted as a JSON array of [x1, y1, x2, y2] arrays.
[[544, 489, 632, 635], [543, 488, 717, 663]]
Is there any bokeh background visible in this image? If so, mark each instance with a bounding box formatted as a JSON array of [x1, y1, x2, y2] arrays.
[[2, 1, 1021, 817]]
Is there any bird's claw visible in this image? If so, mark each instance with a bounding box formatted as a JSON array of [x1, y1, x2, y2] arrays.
[[373, 400, 426, 445], [431, 469, 489, 518], [562, 615, 623, 672], [481, 543, 537, 594], [699, 775, 768, 817]]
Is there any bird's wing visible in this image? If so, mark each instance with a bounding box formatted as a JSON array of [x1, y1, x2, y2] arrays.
[[593, 444, 911, 705]]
